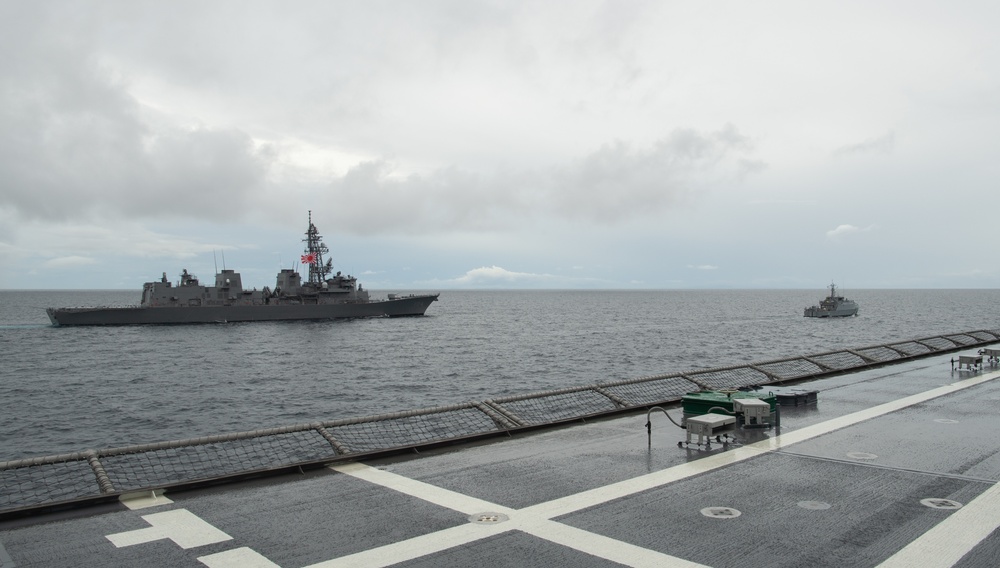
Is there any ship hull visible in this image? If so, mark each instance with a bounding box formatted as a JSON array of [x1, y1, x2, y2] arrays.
[[803, 306, 858, 318], [47, 294, 439, 326]]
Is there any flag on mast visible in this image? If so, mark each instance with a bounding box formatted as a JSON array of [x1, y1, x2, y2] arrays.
[[300, 253, 317, 264]]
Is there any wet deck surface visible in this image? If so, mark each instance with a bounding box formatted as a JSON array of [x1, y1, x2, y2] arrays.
[[3, 350, 1000, 567]]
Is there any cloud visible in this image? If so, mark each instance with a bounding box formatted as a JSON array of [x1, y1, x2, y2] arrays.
[[0, 6, 273, 224], [4, 219, 232, 267], [550, 124, 758, 222], [833, 132, 895, 157], [688, 264, 719, 270], [425, 265, 616, 289], [43, 255, 97, 268], [448, 266, 557, 286], [5, 3, 998, 291], [737, 159, 768, 179], [299, 124, 761, 235], [825, 224, 876, 238], [2, 6, 764, 238], [747, 199, 814, 205]]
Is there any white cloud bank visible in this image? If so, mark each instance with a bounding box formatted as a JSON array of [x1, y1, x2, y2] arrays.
[[447, 266, 557, 286], [834, 132, 896, 157], [427, 266, 607, 289], [825, 224, 877, 239], [43, 256, 97, 268], [1, 2, 999, 289]]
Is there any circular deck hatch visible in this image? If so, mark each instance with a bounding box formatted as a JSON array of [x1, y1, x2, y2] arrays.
[[700, 507, 741, 519], [469, 512, 510, 524], [920, 498, 962, 510]]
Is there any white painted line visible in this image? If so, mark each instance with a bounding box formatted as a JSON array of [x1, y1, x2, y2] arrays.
[[303, 523, 510, 568], [530, 369, 1000, 519], [877, 481, 1000, 568], [517, 517, 712, 568], [120, 490, 173, 510], [199, 547, 280, 568], [328, 463, 715, 567], [106, 509, 232, 549], [525, 445, 768, 519], [754, 370, 1000, 450], [328, 460, 742, 567], [315, 369, 1000, 567], [303, 507, 710, 568], [330, 461, 516, 515]]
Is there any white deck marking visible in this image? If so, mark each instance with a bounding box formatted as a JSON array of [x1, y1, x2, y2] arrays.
[[331, 461, 514, 515], [199, 547, 281, 568], [753, 370, 1000, 451], [328, 463, 709, 567], [316, 369, 1000, 567], [517, 517, 712, 568], [106, 509, 232, 549], [876, 479, 1000, 567], [525, 445, 769, 519], [303, 523, 511, 568], [120, 490, 173, 510], [532, 369, 1000, 519]]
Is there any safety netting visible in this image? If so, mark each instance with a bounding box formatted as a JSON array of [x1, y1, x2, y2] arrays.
[[3, 329, 998, 516]]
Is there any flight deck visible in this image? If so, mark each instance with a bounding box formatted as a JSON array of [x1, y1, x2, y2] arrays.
[[3, 349, 1000, 567]]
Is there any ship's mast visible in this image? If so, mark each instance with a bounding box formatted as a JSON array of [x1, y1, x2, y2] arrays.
[[303, 210, 332, 285]]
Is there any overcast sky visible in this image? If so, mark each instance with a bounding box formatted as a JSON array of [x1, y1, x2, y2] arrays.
[[2, 1, 999, 290]]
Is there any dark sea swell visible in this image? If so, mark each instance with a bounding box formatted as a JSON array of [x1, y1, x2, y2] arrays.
[[1, 289, 998, 459]]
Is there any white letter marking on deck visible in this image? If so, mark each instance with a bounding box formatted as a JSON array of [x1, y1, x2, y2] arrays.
[[106, 509, 232, 549]]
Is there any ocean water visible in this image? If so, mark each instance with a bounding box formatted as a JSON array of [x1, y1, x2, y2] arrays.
[[1, 288, 998, 460]]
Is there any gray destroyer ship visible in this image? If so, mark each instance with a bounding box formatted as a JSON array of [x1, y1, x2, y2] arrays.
[[803, 282, 858, 318], [46, 213, 439, 326]]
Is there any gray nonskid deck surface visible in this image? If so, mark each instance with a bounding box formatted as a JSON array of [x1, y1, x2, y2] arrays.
[[3, 352, 1000, 567]]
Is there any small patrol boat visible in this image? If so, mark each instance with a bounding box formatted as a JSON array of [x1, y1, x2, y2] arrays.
[[803, 283, 858, 318], [46, 213, 439, 326]]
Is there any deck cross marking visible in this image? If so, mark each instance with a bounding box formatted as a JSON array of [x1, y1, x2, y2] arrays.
[[312, 369, 1000, 568]]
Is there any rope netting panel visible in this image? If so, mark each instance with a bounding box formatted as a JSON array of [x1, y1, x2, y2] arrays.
[[325, 406, 500, 453], [687, 367, 771, 389], [757, 359, 828, 380], [3, 329, 998, 516], [945, 334, 978, 346], [970, 330, 1000, 341], [810, 351, 869, 370], [99, 430, 337, 492], [488, 389, 619, 425], [919, 337, 960, 350], [854, 346, 905, 362], [600, 375, 700, 407], [889, 342, 933, 356], [0, 457, 97, 511]]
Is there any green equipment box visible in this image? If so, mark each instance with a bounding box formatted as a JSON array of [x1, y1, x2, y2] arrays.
[[681, 390, 777, 417]]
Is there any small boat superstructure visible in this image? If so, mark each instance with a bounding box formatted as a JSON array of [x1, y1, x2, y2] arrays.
[[803, 282, 858, 318], [46, 212, 439, 325]]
